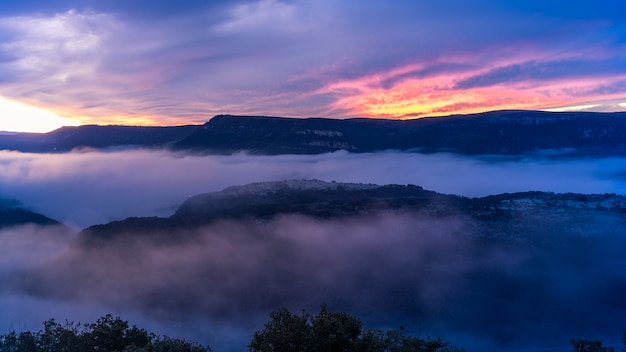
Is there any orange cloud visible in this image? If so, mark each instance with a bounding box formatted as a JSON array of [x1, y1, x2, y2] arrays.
[[323, 65, 626, 119]]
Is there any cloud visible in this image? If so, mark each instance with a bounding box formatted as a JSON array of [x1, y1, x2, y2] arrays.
[[1, 211, 625, 351], [567, 79, 626, 97], [374, 63, 476, 91], [1, 148, 626, 350], [216, 0, 301, 34], [1, 149, 626, 228], [0, 0, 244, 19], [1, 1, 626, 125], [454, 58, 626, 90], [0, 2, 347, 124], [0, 10, 110, 81]]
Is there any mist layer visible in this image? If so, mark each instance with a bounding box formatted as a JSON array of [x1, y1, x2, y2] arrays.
[[0, 149, 625, 227]]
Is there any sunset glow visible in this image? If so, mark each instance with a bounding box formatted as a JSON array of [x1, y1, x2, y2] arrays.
[[322, 65, 626, 118], [0, 1, 625, 131], [0, 97, 80, 133]]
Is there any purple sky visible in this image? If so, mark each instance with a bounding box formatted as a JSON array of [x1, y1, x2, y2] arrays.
[[1, 0, 626, 131]]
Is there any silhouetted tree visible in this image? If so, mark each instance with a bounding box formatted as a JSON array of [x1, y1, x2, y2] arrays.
[[249, 308, 313, 352], [312, 304, 362, 352], [0, 315, 210, 352], [358, 327, 464, 352], [248, 305, 464, 352], [149, 336, 211, 352], [83, 314, 149, 351], [570, 339, 615, 352], [38, 319, 84, 352]]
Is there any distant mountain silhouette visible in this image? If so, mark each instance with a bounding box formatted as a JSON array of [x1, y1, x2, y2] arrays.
[[78, 180, 626, 246], [0, 199, 60, 228], [0, 125, 199, 152], [173, 110, 626, 156], [2, 110, 626, 156]]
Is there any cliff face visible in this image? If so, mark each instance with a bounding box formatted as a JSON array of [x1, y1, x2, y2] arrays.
[[172, 111, 626, 156]]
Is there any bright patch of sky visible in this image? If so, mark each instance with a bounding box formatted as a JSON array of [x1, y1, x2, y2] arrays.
[[0, 97, 80, 133]]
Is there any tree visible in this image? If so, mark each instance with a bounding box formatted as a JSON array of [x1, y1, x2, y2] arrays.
[[570, 339, 616, 352], [0, 315, 210, 352], [149, 336, 211, 352], [311, 304, 362, 352], [37, 319, 84, 352], [0, 331, 19, 352], [249, 306, 464, 352], [83, 314, 149, 351], [358, 327, 464, 352], [16, 332, 37, 352], [249, 308, 313, 352]]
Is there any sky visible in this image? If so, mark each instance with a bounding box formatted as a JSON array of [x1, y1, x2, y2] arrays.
[[0, 0, 626, 132]]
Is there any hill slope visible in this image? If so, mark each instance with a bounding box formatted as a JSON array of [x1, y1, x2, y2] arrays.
[[78, 179, 626, 245], [0, 124, 199, 153], [0, 199, 60, 228], [19, 180, 626, 352]]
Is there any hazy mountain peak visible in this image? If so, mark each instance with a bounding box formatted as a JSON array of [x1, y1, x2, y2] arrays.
[[0, 199, 60, 228], [0, 197, 22, 208]]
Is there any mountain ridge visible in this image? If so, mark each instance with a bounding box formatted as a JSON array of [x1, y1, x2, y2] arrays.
[[174, 110, 626, 156], [1, 110, 626, 156], [0, 198, 60, 228], [0, 124, 199, 153], [77, 179, 626, 246]]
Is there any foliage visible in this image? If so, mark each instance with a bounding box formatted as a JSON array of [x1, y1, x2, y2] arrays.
[[248, 305, 464, 352], [0, 315, 210, 352], [569, 339, 616, 352], [249, 308, 313, 352], [312, 305, 362, 352], [3, 310, 624, 352], [358, 328, 464, 352]]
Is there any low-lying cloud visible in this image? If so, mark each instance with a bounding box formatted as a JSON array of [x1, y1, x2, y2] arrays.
[[1, 149, 626, 351], [0, 149, 625, 227], [1, 211, 625, 352]]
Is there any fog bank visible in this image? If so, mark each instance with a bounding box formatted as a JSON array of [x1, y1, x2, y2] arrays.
[[1, 149, 625, 351], [1, 212, 625, 351], [0, 150, 625, 227]]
